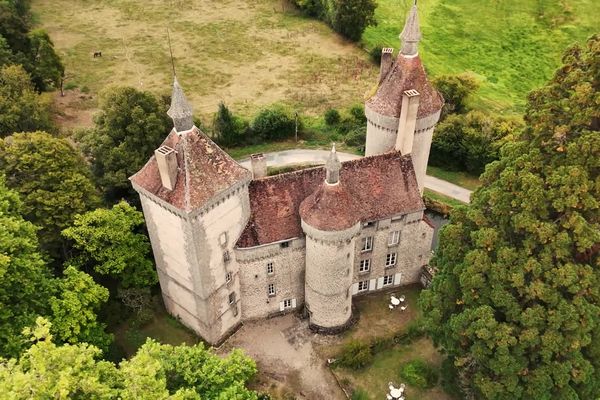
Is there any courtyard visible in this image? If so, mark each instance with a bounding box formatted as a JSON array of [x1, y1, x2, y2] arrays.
[[217, 285, 454, 400]]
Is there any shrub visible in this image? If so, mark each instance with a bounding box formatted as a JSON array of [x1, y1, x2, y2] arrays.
[[369, 45, 383, 64], [252, 105, 296, 141], [324, 108, 341, 125], [213, 102, 248, 147], [399, 359, 439, 389], [349, 105, 366, 123], [337, 340, 373, 370], [432, 73, 480, 117], [351, 388, 369, 400], [344, 127, 366, 147], [440, 357, 463, 399], [329, 0, 377, 42]]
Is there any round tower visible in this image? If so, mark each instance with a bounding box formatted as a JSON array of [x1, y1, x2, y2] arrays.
[[364, 2, 443, 192], [299, 146, 360, 332]]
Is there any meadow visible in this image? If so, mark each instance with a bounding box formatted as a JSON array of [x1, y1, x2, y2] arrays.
[[32, 0, 377, 119], [363, 0, 599, 114]]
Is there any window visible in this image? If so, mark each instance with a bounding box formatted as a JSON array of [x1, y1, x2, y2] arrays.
[[268, 283, 275, 297], [280, 241, 290, 249], [383, 275, 394, 286], [358, 280, 369, 292], [267, 262, 274, 275], [283, 299, 292, 309], [391, 214, 405, 222], [388, 230, 400, 246], [361, 236, 373, 252], [223, 250, 230, 262], [228, 292, 236, 305], [219, 232, 228, 246], [363, 221, 376, 228], [359, 259, 371, 273], [385, 253, 397, 268], [225, 272, 232, 283]]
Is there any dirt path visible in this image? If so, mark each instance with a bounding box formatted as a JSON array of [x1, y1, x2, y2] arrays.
[[219, 314, 346, 400]]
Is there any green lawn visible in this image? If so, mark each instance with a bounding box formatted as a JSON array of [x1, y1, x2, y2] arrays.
[[362, 0, 598, 114], [426, 166, 481, 191]]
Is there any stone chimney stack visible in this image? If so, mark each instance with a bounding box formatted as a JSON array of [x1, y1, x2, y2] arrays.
[[395, 89, 420, 155], [250, 153, 267, 179], [155, 145, 178, 190], [378, 47, 394, 83]]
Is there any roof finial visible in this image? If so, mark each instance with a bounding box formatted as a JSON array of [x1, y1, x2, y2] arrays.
[[166, 29, 194, 133], [325, 143, 341, 185], [400, 1, 421, 57], [167, 28, 176, 77]]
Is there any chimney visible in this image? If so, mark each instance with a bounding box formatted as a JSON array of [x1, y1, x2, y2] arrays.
[[250, 153, 267, 179], [395, 89, 420, 155], [379, 47, 394, 83], [155, 145, 178, 190]]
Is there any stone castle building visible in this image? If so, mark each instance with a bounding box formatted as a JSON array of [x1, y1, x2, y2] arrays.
[[130, 4, 443, 345]]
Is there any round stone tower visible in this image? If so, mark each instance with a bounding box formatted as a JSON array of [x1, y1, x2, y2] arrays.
[[299, 146, 360, 332], [364, 2, 443, 193]]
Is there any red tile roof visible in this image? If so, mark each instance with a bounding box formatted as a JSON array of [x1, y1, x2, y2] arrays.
[[130, 127, 251, 212], [366, 54, 443, 119], [236, 152, 424, 248]]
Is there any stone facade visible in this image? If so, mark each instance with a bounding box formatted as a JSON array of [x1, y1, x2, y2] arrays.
[[131, 4, 440, 345]]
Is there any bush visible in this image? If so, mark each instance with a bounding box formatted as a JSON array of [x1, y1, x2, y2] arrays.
[[432, 73, 480, 117], [324, 108, 341, 125], [349, 105, 366, 123], [344, 127, 366, 147], [337, 340, 373, 370], [399, 359, 439, 389], [370, 45, 383, 64], [440, 357, 463, 399], [213, 102, 248, 147], [351, 389, 369, 400], [252, 105, 296, 141]]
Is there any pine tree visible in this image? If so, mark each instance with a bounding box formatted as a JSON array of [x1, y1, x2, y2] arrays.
[[420, 35, 599, 399]]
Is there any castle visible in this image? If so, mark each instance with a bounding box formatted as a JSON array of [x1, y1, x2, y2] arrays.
[[130, 4, 443, 345]]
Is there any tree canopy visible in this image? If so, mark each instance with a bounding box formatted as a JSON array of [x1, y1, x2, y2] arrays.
[[78, 86, 171, 203], [0, 318, 259, 399], [0, 131, 99, 260], [0, 65, 55, 137], [420, 35, 600, 399], [62, 201, 157, 288]]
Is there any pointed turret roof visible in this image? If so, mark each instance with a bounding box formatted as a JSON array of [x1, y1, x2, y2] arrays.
[[400, 2, 421, 57], [167, 77, 194, 132], [325, 143, 342, 185]]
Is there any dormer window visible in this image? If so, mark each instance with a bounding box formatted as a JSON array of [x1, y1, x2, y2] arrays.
[[280, 241, 290, 249], [363, 221, 376, 228]]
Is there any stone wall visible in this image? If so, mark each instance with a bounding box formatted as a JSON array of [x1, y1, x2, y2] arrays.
[[302, 220, 360, 329], [235, 238, 306, 320], [352, 211, 433, 295]]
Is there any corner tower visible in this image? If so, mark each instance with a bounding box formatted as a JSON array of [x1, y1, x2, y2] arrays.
[[299, 145, 360, 332], [364, 2, 443, 192], [130, 78, 252, 345]]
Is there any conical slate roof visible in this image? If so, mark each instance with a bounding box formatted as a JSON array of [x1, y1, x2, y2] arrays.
[[167, 77, 194, 132]]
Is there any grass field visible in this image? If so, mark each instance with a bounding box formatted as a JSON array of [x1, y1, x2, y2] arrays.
[[363, 0, 598, 114], [426, 166, 480, 191], [31, 0, 377, 119]]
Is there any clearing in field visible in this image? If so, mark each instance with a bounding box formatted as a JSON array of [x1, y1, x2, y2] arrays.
[[363, 0, 598, 114], [31, 0, 377, 118]]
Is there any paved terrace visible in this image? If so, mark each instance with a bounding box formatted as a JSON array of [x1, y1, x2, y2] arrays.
[[238, 149, 472, 203]]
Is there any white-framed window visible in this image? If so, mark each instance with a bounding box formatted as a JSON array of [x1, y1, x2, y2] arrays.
[[219, 232, 228, 246], [385, 253, 397, 268], [359, 259, 371, 273], [358, 280, 369, 292], [283, 299, 292, 309], [267, 262, 274, 275], [388, 230, 400, 246], [225, 272, 232, 283], [383, 275, 394, 286], [361, 236, 373, 252], [267, 283, 275, 297], [228, 292, 236, 304]]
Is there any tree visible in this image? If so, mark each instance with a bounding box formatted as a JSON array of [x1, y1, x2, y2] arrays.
[[26, 29, 64, 91], [0, 131, 99, 261], [420, 35, 600, 399], [213, 102, 247, 147], [329, 0, 377, 42], [433, 73, 480, 117], [49, 266, 112, 352], [0, 1, 29, 55], [62, 201, 157, 288], [0, 65, 55, 137], [79, 86, 171, 203], [0, 176, 54, 358], [251, 105, 296, 141], [0, 318, 259, 399]]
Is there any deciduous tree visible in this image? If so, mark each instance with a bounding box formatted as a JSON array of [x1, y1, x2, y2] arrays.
[[62, 201, 157, 288], [79, 86, 171, 203], [420, 35, 600, 399]]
